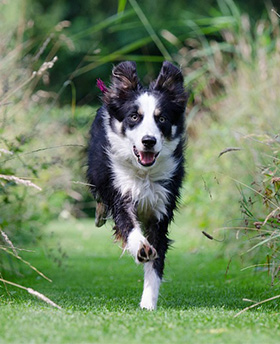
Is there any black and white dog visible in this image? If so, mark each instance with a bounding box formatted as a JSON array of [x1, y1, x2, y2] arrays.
[[87, 61, 188, 310]]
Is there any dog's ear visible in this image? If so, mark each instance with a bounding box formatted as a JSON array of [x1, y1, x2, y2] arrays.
[[111, 61, 139, 91], [104, 61, 140, 104], [151, 61, 188, 106]]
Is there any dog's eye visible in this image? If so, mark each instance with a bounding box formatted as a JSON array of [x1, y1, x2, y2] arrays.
[[130, 114, 139, 122], [159, 116, 166, 123]]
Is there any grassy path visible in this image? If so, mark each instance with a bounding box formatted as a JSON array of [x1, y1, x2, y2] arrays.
[[1, 214, 280, 343]]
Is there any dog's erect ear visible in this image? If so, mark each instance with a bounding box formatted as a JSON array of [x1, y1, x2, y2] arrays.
[[151, 61, 188, 105], [112, 61, 139, 91], [104, 61, 140, 104]]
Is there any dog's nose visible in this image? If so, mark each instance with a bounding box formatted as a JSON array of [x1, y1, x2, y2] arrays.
[[142, 135, 157, 149]]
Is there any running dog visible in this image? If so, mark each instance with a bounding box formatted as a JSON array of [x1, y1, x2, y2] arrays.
[[87, 61, 188, 310]]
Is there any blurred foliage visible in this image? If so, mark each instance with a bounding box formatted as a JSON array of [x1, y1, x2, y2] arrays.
[[177, 5, 280, 283], [0, 1, 91, 277], [12, 0, 269, 104]]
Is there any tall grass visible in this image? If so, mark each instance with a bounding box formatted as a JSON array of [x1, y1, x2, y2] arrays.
[[176, 2, 280, 299], [0, 0, 81, 306]]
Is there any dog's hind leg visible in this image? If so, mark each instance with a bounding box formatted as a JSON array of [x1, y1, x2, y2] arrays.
[[95, 201, 107, 227]]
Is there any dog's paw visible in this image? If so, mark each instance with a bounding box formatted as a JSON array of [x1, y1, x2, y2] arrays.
[[137, 243, 158, 263], [140, 299, 156, 311]]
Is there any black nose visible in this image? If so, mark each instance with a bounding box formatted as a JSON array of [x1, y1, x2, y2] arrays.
[[142, 135, 157, 149]]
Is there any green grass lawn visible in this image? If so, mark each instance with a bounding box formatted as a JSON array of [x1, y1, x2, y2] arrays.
[[1, 213, 280, 344]]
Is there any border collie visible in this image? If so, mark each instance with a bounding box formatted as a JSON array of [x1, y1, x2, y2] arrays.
[[87, 61, 188, 310]]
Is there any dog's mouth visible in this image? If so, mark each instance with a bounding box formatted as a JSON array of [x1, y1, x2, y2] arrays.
[[133, 146, 159, 167]]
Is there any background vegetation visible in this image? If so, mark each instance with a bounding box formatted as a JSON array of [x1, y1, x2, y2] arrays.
[[0, 0, 280, 341]]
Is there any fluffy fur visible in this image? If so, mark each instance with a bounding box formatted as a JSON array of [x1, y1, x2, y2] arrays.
[[87, 61, 188, 310]]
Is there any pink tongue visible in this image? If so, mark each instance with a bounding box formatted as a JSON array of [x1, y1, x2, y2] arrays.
[[139, 151, 155, 165]]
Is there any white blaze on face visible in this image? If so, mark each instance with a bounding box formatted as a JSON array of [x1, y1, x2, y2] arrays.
[[126, 93, 163, 155]]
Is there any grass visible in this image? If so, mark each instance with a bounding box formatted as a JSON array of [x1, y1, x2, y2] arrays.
[[1, 212, 280, 344]]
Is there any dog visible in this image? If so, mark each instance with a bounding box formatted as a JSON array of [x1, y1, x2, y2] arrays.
[[87, 61, 188, 310]]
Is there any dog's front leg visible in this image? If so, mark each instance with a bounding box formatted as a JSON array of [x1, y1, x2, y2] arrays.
[[140, 261, 162, 310], [127, 228, 158, 263], [113, 198, 157, 264], [140, 219, 169, 310]]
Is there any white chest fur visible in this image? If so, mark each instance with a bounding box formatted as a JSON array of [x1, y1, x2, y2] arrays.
[[111, 160, 171, 220]]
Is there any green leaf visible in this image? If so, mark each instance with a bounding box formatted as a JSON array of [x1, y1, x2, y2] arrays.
[[117, 0, 127, 14]]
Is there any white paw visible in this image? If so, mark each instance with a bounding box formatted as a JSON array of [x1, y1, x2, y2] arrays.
[[137, 242, 158, 263], [140, 298, 157, 311], [127, 228, 157, 263]]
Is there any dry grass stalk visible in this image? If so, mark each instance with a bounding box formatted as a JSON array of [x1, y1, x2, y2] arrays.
[[27, 288, 62, 309], [32, 34, 54, 62], [263, 207, 280, 226], [271, 9, 280, 18], [0, 245, 33, 252], [0, 278, 62, 310], [36, 56, 58, 76], [0, 228, 18, 256], [0, 71, 37, 105], [234, 294, 280, 317], [71, 180, 95, 187], [1, 246, 52, 282], [0, 174, 42, 191], [0, 148, 13, 156]]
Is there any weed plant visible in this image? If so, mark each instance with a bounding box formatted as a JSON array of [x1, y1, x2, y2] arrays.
[[176, 2, 280, 298]]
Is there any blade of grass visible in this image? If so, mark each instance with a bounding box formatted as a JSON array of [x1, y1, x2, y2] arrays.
[[73, 36, 153, 77], [84, 36, 153, 62], [71, 9, 135, 40], [0, 144, 84, 164], [84, 54, 165, 63], [241, 263, 270, 271], [108, 21, 143, 32], [215, 172, 279, 209], [183, 15, 236, 28], [245, 234, 280, 254], [128, 0, 172, 61], [217, 0, 241, 21], [118, 0, 127, 13]]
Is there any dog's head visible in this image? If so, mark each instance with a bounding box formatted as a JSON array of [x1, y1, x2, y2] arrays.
[[104, 61, 188, 168]]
